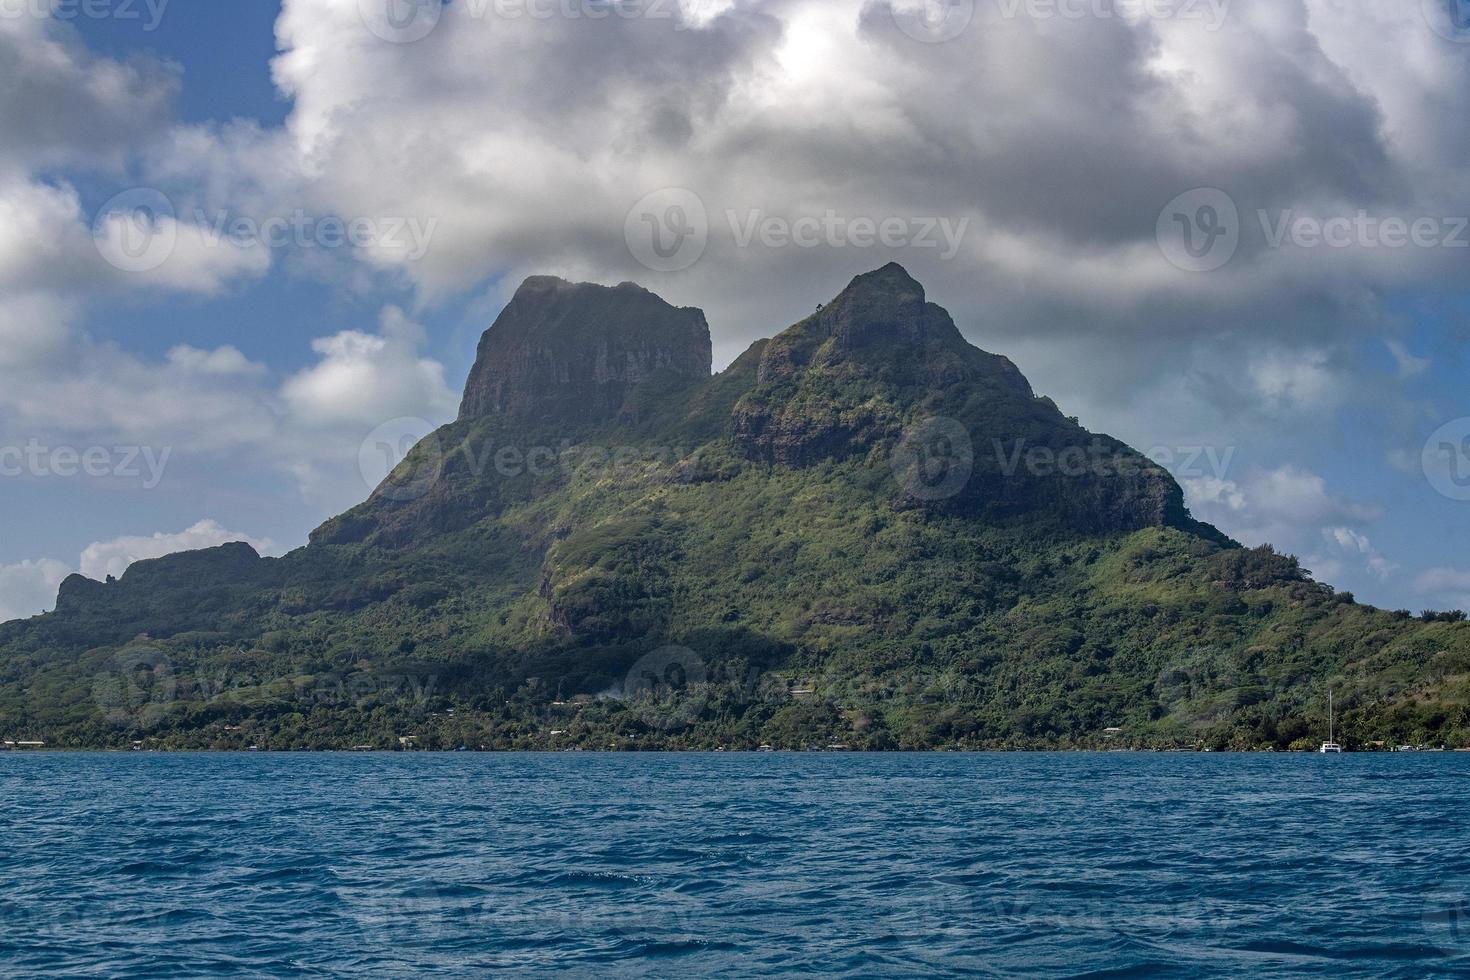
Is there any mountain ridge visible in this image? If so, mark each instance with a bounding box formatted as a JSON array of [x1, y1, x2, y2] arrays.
[[2, 264, 1467, 751]]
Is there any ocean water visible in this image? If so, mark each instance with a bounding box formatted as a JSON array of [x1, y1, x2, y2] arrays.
[[1, 753, 1467, 978]]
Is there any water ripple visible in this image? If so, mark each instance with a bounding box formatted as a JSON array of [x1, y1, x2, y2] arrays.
[[1, 752, 1468, 977]]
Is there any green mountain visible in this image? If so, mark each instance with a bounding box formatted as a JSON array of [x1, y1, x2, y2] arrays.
[[3, 264, 1467, 750]]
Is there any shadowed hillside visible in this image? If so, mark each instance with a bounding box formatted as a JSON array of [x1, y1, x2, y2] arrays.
[[2, 266, 1466, 750]]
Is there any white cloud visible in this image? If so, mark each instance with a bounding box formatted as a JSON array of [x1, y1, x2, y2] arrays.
[[165, 345, 267, 377], [1383, 339, 1430, 379], [1249, 349, 1344, 414], [281, 307, 457, 427], [1, 0, 1466, 613], [1185, 464, 1379, 542], [0, 521, 279, 624], [1413, 567, 1470, 613], [0, 292, 76, 368], [0, 10, 177, 170], [91, 208, 273, 294], [0, 558, 71, 624], [1183, 464, 1390, 585], [1319, 526, 1396, 582], [78, 519, 276, 581], [131, 0, 1448, 462]]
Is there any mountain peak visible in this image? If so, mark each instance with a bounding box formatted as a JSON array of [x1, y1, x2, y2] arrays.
[[748, 264, 1024, 392], [458, 275, 712, 423], [845, 260, 924, 294]]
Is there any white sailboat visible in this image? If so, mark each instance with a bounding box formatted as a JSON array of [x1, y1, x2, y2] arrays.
[[1319, 689, 1343, 753]]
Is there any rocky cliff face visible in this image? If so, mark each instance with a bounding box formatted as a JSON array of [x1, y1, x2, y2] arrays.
[[315, 263, 1201, 548], [752, 263, 1032, 393], [458, 276, 712, 424], [729, 263, 1198, 535], [732, 264, 1036, 466]]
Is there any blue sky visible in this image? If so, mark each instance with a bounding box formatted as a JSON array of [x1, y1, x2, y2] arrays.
[[1, 0, 1468, 620]]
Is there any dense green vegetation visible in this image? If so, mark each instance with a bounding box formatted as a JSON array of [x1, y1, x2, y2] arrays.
[[4, 451, 1465, 752], [3, 266, 1466, 751]]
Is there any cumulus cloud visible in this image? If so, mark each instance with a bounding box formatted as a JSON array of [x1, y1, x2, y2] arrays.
[[0, 8, 177, 169], [1382, 339, 1430, 379], [1183, 464, 1393, 584], [51, 0, 1426, 473], [1185, 464, 1379, 543], [281, 307, 457, 426], [2, 0, 1467, 608], [1318, 526, 1397, 583], [165, 345, 268, 377], [0, 558, 71, 624], [13, 0, 1470, 443], [0, 521, 277, 624], [1413, 567, 1470, 613], [0, 307, 457, 514], [78, 519, 277, 582]]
